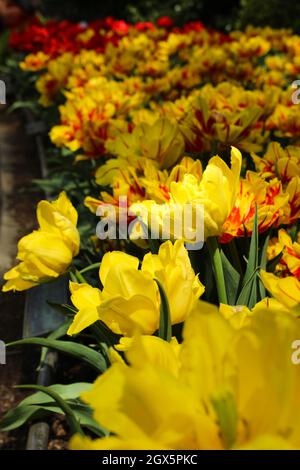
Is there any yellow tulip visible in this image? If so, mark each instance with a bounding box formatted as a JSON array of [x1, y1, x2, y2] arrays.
[[111, 335, 181, 377], [221, 172, 289, 242], [67, 283, 103, 336], [260, 270, 300, 310], [130, 146, 242, 241], [2, 192, 80, 292], [184, 82, 269, 154], [252, 142, 300, 184], [49, 75, 144, 158], [68, 251, 158, 337], [68, 240, 204, 337], [219, 304, 252, 329], [280, 230, 300, 278], [252, 297, 290, 314], [20, 52, 50, 72], [35, 53, 74, 106], [141, 240, 204, 324], [219, 297, 290, 330], [105, 117, 185, 169], [71, 301, 300, 450], [267, 229, 300, 279]]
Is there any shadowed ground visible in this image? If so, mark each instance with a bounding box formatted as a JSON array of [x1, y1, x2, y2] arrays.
[[0, 109, 39, 449]]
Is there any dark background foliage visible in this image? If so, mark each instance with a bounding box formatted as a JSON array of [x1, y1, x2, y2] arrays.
[[237, 0, 300, 31], [38, 0, 300, 32]]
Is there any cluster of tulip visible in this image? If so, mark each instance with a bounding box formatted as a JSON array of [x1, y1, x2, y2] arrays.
[[1, 17, 300, 450]]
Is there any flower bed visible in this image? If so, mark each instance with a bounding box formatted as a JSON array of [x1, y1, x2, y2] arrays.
[[1, 16, 300, 450]]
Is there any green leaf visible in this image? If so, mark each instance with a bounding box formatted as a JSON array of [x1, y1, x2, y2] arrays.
[[236, 205, 259, 308], [8, 338, 106, 373], [139, 218, 160, 254], [267, 250, 283, 273], [47, 302, 77, 317], [20, 383, 92, 407], [0, 383, 92, 432], [211, 388, 238, 450], [258, 233, 270, 300], [8, 101, 38, 114], [1, 402, 106, 436], [54, 401, 105, 435], [156, 279, 172, 342], [289, 224, 299, 242], [227, 239, 243, 275], [39, 403, 106, 436], [38, 319, 72, 369], [15, 385, 83, 436], [207, 237, 228, 305], [198, 246, 217, 303], [79, 263, 101, 275], [90, 321, 118, 349], [0, 405, 42, 432], [220, 250, 241, 305], [148, 238, 160, 255]]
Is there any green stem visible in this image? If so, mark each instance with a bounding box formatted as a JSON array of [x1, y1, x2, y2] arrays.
[[207, 237, 228, 305], [91, 321, 115, 348], [155, 279, 172, 342], [15, 385, 84, 436], [74, 269, 86, 284], [79, 262, 101, 274], [69, 271, 77, 283]]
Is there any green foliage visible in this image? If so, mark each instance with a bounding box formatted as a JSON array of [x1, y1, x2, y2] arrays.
[[0, 383, 107, 436], [40, 0, 239, 30], [8, 337, 107, 373], [237, 0, 300, 32], [156, 280, 172, 342], [40, 0, 300, 32]]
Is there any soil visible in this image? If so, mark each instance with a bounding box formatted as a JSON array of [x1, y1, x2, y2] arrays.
[[0, 109, 39, 449], [0, 109, 93, 450], [0, 109, 70, 450]]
